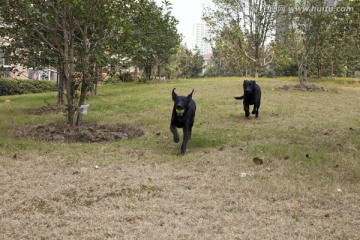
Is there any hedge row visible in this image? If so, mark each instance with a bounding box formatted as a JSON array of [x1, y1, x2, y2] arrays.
[[0, 78, 56, 96]]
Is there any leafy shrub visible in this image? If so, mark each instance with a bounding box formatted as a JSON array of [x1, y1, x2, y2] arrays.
[[275, 64, 298, 77], [260, 67, 276, 78], [119, 72, 133, 82], [105, 74, 121, 84], [0, 78, 56, 96], [137, 76, 149, 83], [105, 72, 133, 84]]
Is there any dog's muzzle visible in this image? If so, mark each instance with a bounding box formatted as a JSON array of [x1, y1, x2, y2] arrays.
[[245, 89, 251, 94], [176, 108, 184, 116]]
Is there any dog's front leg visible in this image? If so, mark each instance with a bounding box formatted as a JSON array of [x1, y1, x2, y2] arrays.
[[252, 106, 257, 114], [244, 104, 250, 117], [181, 127, 191, 154], [255, 100, 260, 118], [170, 124, 179, 143]]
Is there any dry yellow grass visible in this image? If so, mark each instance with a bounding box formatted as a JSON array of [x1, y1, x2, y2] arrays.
[[0, 77, 359, 239]]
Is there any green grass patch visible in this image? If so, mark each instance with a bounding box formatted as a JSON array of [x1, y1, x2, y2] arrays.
[[0, 77, 359, 187]]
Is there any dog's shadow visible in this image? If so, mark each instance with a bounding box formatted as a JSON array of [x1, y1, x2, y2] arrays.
[[229, 112, 261, 122], [167, 134, 225, 156]]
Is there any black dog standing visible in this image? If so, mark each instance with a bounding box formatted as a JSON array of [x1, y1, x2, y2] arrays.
[[170, 88, 196, 154], [234, 80, 261, 118]]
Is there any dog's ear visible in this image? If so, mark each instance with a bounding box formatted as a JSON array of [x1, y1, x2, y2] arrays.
[[172, 88, 177, 101], [186, 89, 194, 102], [251, 80, 256, 86]]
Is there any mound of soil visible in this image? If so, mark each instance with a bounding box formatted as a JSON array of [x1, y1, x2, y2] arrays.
[[15, 123, 144, 143], [28, 104, 65, 115], [280, 84, 327, 92]]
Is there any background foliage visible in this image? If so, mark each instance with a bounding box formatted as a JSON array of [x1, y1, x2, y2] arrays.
[[0, 78, 56, 96], [203, 0, 360, 81]]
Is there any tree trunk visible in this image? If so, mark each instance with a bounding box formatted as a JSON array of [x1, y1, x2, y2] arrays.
[[330, 61, 334, 77], [145, 65, 151, 80], [61, 15, 76, 126], [76, 25, 90, 126], [65, 62, 75, 126], [157, 61, 161, 80], [317, 62, 322, 79], [76, 71, 88, 126], [90, 64, 96, 96], [254, 62, 260, 78], [299, 53, 309, 84], [92, 65, 101, 96], [134, 65, 138, 82], [303, 67, 308, 84], [57, 66, 64, 105]]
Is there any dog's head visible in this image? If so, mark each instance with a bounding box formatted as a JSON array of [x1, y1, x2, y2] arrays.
[[172, 88, 194, 116], [243, 80, 256, 94]]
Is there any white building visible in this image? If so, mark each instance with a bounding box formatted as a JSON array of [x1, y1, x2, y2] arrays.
[[192, 23, 212, 55]]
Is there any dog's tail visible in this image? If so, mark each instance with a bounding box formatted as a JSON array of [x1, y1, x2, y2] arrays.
[[234, 96, 244, 100]]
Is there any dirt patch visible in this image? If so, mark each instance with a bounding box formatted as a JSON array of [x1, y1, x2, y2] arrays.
[[14, 123, 144, 142], [280, 83, 327, 92], [23, 105, 143, 142], [27, 104, 65, 115]]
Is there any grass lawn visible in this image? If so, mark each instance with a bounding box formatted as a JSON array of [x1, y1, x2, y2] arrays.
[[0, 77, 359, 239]]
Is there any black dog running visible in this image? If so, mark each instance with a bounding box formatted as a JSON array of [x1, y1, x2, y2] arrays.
[[170, 88, 196, 155], [234, 80, 261, 118]]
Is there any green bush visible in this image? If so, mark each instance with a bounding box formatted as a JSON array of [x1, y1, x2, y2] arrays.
[[105, 72, 134, 84], [260, 67, 276, 78], [105, 74, 122, 84], [119, 72, 133, 82], [0, 78, 56, 96]]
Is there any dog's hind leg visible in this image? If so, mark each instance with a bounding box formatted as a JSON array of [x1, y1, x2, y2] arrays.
[[170, 124, 180, 143]]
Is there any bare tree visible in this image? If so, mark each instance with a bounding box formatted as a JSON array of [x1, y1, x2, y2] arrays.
[[204, 0, 276, 77], [294, 0, 334, 83]]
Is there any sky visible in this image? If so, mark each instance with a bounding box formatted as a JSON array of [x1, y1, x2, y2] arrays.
[[154, 0, 211, 48]]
